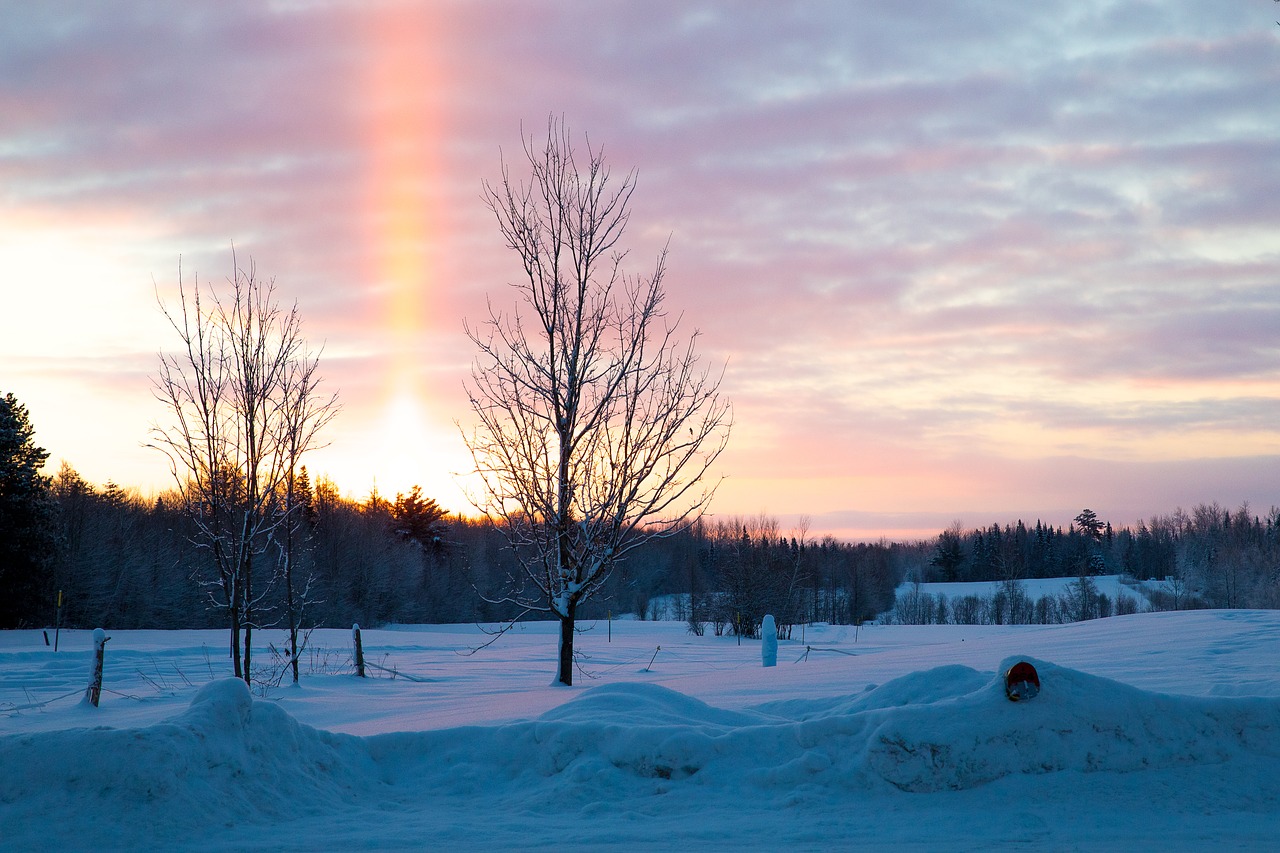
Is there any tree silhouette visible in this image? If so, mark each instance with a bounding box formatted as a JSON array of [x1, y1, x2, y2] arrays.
[[463, 117, 731, 685], [0, 393, 59, 627]]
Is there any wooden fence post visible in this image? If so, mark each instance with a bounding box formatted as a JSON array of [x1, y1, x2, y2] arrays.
[[352, 623, 365, 678], [85, 628, 109, 707]]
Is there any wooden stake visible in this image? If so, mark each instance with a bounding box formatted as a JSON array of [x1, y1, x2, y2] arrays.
[[352, 623, 365, 678], [85, 628, 109, 707]]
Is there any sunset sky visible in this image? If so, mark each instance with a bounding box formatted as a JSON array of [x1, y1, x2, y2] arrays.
[[3, 1, 1279, 540]]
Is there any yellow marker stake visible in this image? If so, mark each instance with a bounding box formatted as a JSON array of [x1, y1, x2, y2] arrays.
[[54, 590, 63, 652]]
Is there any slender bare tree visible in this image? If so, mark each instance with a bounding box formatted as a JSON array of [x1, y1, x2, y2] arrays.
[[151, 254, 337, 684], [277, 343, 339, 684], [463, 117, 731, 685]]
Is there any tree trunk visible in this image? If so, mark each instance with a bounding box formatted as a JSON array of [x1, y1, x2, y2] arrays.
[[242, 551, 253, 686], [286, 579, 300, 683], [243, 623, 252, 686], [230, 607, 242, 679], [557, 598, 576, 686], [285, 510, 300, 684]]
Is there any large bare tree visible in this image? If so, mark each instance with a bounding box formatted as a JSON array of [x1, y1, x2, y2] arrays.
[[151, 255, 337, 684], [464, 118, 731, 685]]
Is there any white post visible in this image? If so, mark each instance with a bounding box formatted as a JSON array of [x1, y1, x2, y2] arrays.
[[761, 615, 777, 667]]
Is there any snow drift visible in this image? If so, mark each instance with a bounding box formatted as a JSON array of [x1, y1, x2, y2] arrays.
[[4, 657, 1279, 850], [0, 679, 379, 849]]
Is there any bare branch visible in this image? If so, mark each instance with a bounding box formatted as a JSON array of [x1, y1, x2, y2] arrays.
[[149, 253, 338, 685], [462, 116, 731, 685]]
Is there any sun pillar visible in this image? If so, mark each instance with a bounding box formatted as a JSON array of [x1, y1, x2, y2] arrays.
[[364, 4, 445, 497]]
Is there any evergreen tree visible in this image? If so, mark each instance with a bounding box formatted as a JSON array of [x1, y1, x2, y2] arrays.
[[929, 523, 965, 581], [391, 485, 448, 550], [0, 393, 60, 627], [295, 465, 316, 524], [1074, 508, 1105, 541]]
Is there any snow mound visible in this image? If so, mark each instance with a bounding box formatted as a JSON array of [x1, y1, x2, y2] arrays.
[[5, 662, 1280, 849], [413, 664, 1280, 799], [859, 656, 1280, 792], [535, 660, 1280, 796], [539, 681, 768, 728], [0, 678, 377, 850]]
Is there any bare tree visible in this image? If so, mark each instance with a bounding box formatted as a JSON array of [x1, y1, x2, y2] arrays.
[[464, 117, 731, 685], [277, 346, 339, 684], [151, 254, 337, 684]]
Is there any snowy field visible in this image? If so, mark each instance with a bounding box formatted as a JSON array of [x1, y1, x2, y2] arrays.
[[3, 611, 1280, 851], [891, 573, 1149, 606]]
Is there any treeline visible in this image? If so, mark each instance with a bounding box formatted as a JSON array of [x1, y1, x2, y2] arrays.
[[14, 466, 907, 633], [678, 517, 904, 638], [11, 462, 1280, 633], [924, 505, 1280, 611], [42, 464, 509, 631]]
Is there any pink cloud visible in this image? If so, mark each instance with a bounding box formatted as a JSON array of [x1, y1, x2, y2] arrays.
[[5, 0, 1278, 539]]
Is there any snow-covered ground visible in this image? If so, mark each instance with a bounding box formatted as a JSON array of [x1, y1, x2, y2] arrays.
[[3, 612, 1279, 851], [891, 573, 1153, 607]]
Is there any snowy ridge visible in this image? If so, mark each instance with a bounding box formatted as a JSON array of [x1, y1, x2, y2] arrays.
[[4, 655, 1280, 850], [5, 612, 1280, 849]]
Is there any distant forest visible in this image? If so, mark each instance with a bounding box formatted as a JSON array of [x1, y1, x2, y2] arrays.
[[12, 462, 1280, 633]]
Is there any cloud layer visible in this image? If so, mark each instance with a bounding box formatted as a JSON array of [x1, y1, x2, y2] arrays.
[[3, 0, 1278, 538]]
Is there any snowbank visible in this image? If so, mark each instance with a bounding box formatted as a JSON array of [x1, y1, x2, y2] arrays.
[[855, 656, 1280, 792], [0, 679, 378, 849], [5, 656, 1280, 851]]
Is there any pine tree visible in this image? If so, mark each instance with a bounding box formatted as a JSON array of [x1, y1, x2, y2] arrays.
[[391, 485, 448, 549], [929, 524, 965, 581], [295, 465, 316, 524], [0, 393, 60, 627], [1074, 508, 1105, 541]]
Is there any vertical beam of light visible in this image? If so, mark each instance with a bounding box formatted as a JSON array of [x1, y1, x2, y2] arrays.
[[368, 4, 440, 378], [361, 3, 449, 501]]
